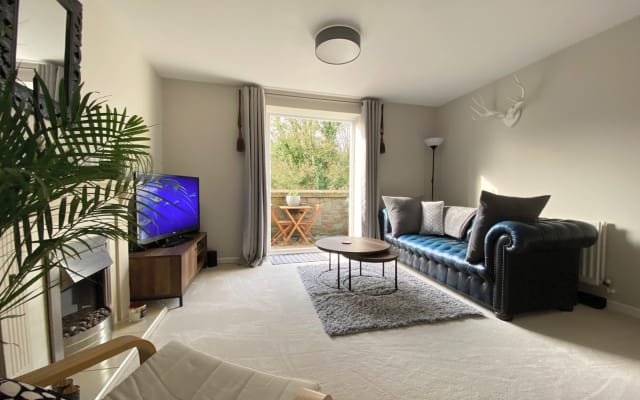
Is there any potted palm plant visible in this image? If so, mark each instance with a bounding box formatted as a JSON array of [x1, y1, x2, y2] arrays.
[[0, 74, 152, 327]]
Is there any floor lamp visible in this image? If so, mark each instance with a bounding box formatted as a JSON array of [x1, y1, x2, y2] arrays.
[[424, 137, 444, 201]]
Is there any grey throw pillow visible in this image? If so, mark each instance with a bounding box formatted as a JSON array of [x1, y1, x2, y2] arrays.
[[465, 191, 550, 263], [420, 201, 444, 235], [444, 206, 477, 239], [382, 196, 421, 237]]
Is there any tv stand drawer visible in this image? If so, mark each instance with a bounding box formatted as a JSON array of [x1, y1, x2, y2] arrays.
[[129, 232, 207, 307]]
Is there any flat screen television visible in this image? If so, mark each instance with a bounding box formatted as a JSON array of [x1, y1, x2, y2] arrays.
[[132, 173, 200, 247]]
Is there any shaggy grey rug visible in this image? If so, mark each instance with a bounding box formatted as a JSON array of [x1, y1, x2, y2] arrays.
[[298, 263, 483, 336], [270, 251, 328, 265]]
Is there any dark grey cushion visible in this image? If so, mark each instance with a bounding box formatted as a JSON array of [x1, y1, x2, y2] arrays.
[[443, 206, 477, 239], [466, 191, 550, 263], [382, 196, 421, 237]]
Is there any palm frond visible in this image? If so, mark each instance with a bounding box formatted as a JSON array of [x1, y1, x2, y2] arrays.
[[0, 72, 154, 318]]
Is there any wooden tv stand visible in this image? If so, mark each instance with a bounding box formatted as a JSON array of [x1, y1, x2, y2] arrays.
[[129, 232, 207, 307]]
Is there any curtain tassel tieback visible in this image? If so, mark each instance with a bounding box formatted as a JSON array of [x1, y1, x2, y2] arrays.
[[379, 103, 386, 154], [236, 89, 245, 152]]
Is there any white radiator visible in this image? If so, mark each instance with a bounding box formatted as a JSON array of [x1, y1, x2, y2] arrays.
[[0, 231, 34, 377], [1, 303, 32, 377], [579, 221, 608, 287]]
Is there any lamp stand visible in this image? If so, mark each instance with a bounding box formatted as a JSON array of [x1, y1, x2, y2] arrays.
[[430, 145, 437, 201], [424, 137, 444, 201]]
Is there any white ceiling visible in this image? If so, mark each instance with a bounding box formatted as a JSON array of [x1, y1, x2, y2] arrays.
[[106, 0, 640, 107]]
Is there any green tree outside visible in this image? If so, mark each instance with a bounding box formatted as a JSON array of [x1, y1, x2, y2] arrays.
[[270, 115, 350, 190]]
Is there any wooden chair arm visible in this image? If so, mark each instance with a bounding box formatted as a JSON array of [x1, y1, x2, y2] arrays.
[[15, 335, 156, 387], [294, 388, 333, 400]]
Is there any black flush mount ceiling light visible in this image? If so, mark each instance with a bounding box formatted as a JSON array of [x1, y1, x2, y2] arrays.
[[315, 25, 361, 65]]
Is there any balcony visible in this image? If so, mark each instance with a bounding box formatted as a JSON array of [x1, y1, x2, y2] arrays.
[[271, 189, 349, 251]]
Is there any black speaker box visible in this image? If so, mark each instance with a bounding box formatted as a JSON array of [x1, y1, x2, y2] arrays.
[[207, 250, 218, 267], [578, 291, 607, 309]]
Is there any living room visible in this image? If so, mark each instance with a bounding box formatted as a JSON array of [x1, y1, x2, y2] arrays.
[[94, 1, 640, 316], [2, 1, 640, 399]]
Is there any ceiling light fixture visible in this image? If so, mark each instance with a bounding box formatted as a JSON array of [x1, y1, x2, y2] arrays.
[[315, 25, 361, 65]]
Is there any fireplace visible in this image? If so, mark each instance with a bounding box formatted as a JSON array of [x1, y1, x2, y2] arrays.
[[48, 236, 113, 361], [60, 268, 112, 356]]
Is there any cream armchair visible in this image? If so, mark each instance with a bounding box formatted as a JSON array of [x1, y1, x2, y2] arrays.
[[17, 336, 331, 400]]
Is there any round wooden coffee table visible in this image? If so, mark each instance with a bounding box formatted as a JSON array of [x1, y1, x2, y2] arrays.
[[316, 236, 391, 290]]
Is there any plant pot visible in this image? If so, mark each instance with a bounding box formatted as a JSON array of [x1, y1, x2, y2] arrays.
[[286, 195, 301, 206]]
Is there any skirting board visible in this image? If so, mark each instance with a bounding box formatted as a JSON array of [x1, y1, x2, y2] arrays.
[[607, 300, 640, 319], [219, 256, 242, 265], [579, 283, 640, 319]]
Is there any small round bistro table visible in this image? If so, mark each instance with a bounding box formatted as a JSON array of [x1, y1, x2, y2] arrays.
[[315, 236, 393, 290]]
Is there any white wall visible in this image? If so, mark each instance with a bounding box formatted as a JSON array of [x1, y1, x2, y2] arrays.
[[82, 1, 164, 322], [162, 79, 243, 261], [435, 17, 640, 309], [82, 3, 164, 170], [379, 103, 436, 199]]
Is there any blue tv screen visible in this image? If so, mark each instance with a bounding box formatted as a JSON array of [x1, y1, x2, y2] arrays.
[[134, 173, 200, 246]]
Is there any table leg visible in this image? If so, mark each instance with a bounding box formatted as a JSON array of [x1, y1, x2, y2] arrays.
[[359, 261, 362, 276], [328, 252, 331, 271], [395, 259, 398, 290], [296, 208, 311, 243], [283, 208, 310, 244], [283, 208, 297, 243], [382, 262, 385, 277], [337, 254, 340, 289], [349, 258, 352, 291]]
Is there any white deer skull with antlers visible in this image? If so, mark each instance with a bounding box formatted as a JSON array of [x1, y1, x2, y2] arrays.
[[471, 75, 525, 128]]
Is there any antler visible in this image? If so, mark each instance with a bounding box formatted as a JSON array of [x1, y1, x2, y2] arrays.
[[470, 74, 525, 127], [507, 75, 525, 104], [470, 95, 505, 120]]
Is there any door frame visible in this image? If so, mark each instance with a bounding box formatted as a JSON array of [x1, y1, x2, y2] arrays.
[[265, 105, 360, 254]]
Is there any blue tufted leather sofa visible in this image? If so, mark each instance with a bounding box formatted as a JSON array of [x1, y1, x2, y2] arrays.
[[379, 209, 598, 320]]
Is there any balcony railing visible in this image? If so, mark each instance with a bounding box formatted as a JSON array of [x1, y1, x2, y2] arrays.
[[271, 189, 348, 249]]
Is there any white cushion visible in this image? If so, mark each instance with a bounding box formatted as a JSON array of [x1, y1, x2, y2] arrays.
[[419, 201, 444, 235], [105, 341, 320, 400]]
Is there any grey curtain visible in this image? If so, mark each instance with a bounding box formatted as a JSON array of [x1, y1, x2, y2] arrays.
[[361, 99, 382, 238], [37, 63, 64, 100], [241, 86, 268, 266]]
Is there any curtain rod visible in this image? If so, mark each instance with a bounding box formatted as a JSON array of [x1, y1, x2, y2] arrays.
[[264, 90, 363, 105]]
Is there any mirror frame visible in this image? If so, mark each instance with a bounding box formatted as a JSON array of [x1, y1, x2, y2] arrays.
[[0, 0, 83, 108]]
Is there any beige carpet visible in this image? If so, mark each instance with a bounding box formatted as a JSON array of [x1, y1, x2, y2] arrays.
[[150, 263, 640, 400]]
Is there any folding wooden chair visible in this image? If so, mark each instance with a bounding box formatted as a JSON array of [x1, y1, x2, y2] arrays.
[[271, 206, 293, 245], [298, 204, 321, 242]]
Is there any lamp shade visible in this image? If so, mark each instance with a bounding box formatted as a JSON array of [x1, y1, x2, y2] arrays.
[[424, 137, 444, 148], [315, 25, 361, 65]]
